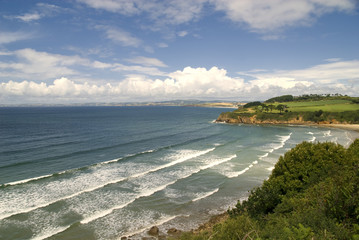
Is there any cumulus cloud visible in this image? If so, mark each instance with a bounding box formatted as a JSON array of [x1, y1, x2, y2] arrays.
[[1, 60, 358, 103], [0, 67, 244, 101]]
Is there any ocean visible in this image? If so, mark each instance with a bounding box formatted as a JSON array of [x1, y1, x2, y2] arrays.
[[0, 106, 358, 240]]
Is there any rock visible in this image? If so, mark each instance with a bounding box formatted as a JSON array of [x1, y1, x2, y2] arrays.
[[148, 226, 159, 236], [167, 228, 182, 235], [120, 237, 127, 240]]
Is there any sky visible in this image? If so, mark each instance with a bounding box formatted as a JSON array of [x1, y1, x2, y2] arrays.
[[0, 0, 358, 104]]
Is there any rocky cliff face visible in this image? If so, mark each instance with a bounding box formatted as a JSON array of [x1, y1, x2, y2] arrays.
[[216, 113, 338, 125]]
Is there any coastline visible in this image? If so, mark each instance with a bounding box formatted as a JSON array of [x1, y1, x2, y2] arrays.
[[165, 124, 359, 239], [318, 123, 359, 133], [138, 123, 359, 240]]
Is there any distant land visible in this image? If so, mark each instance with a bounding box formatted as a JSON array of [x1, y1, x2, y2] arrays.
[[0, 100, 242, 108], [217, 94, 359, 125]]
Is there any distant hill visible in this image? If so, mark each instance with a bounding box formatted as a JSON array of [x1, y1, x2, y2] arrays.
[[217, 94, 359, 124]]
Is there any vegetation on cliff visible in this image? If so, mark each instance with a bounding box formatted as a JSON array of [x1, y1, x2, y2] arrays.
[[217, 95, 359, 124], [176, 140, 359, 240]]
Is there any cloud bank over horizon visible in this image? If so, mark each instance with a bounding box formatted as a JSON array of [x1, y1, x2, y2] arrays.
[[1, 60, 358, 104]]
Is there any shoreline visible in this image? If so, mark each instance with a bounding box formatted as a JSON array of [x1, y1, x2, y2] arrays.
[[318, 123, 359, 133], [124, 122, 359, 240], [165, 124, 359, 239], [216, 119, 359, 133]]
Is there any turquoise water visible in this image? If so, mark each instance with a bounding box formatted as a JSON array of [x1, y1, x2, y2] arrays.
[[0, 106, 357, 239]]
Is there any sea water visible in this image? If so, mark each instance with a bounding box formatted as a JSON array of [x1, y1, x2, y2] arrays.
[[0, 106, 358, 239]]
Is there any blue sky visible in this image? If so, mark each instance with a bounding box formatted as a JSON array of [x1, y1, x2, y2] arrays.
[[0, 0, 358, 104]]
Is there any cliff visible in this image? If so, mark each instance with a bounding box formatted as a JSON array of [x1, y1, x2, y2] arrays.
[[216, 112, 341, 125]]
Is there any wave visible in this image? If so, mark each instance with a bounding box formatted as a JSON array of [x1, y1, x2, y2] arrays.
[[200, 154, 236, 170], [0, 148, 215, 220], [323, 130, 331, 137], [11, 148, 218, 239], [225, 159, 258, 178], [0, 140, 212, 187], [275, 133, 292, 150], [309, 136, 316, 142], [76, 150, 223, 225], [258, 153, 268, 160], [128, 148, 215, 180], [81, 177, 182, 225], [2, 173, 55, 187], [192, 188, 219, 202], [261, 132, 292, 154], [32, 225, 71, 240], [0, 124, 218, 172]]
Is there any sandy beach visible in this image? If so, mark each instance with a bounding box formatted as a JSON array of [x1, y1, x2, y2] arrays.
[[320, 124, 359, 133]]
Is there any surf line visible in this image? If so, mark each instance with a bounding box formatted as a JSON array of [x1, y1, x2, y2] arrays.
[[0, 147, 216, 221], [2, 147, 157, 187], [81, 148, 217, 224], [0, 176, 127, 220], [35, 151, 231, 240], [80, 152, 227, 225], [192, 188, 219, 202]]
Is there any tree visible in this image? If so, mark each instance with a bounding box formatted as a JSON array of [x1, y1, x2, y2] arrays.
[[276, 104, 285, 114], [268, 104, 275, 112]]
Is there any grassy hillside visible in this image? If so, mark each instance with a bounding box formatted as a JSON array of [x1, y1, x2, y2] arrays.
[[283, 99, 359, 112], [175, 140, 359, 240], [217, 95, 359, 124]]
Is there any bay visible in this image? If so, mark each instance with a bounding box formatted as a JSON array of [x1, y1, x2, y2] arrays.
[[0, 106, 357, 239]]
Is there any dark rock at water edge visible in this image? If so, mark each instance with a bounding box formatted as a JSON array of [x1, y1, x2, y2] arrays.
[[148, 226, 159, 236]]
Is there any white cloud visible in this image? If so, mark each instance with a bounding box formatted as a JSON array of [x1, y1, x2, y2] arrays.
[[0, 31, 33, 44], [211, 0, 356, 34], [177, 31, 188, 37], [125, 56, 168, 67], [0, 48, 170, 82], [77, 0, 142, 14], [113, 64, 167, 76], [0, 48, 112, 80], [1, 60, 358, 103], [102, 27, 142, 47], [243, 59, 359, 96], [79, 0, 207, 25], [78, 0, 356, 37], [158, 42, 169, 48], [0, 78, 106, 98], [6, 3, 66, 22], [325, 58, 341, 62], [14, 13, 42, 22]]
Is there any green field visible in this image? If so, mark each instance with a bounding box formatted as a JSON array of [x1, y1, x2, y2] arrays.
[[219, 96, 359, 124], [278, 99, 359, 112]]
